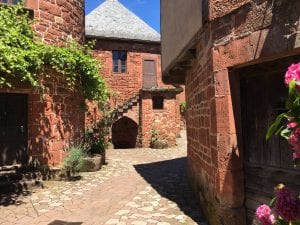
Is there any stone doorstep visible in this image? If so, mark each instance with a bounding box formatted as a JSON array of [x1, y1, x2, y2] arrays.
[[0, 164, 22, 171]]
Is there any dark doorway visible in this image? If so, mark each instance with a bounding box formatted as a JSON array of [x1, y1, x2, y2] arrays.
[[143, 59, 157, 89], [239, 57, 300, 224], [112, 117, 138, 149], [0, 94, 28, 166]]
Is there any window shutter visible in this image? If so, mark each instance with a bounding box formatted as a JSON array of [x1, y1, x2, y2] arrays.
[[143, 59, 157, 88]]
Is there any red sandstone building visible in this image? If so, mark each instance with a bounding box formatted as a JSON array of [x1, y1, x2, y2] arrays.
[[86, 0, 184, 149], [161, 1, 300, 225], [0, 0, 184, 168]]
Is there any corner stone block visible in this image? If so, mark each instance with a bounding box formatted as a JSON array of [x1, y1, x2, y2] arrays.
[[214, 69, 231, 96], [215, 96, 236, 134]]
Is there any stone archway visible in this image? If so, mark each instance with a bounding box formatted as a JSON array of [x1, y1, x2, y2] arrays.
[[112, 116, 138, 149]]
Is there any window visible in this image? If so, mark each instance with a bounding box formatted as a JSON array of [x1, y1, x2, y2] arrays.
[[112, 51, 127, 73], [0, 0, 21, 4], [152, 96, 164, 109]]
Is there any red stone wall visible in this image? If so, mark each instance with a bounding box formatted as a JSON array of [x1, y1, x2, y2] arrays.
[[91, 39, 173, 105], [0, 0, 86, 167], [26, 0, 84, 45], [91, 39, 183, 147], [141, 91, 180, 148], [85, 101, 101, 131], [0, 71, 85, 167], [185, 1, 300, 225]]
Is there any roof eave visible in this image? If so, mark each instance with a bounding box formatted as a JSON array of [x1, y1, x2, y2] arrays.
[[85, 34, 161, 44]]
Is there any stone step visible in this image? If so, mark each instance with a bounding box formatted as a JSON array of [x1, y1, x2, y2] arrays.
[[0, 164, 21, 171]]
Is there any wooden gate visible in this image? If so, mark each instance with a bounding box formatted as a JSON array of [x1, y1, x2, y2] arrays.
[[143, 59, 157, 89], [240, 61, 300, 224], [0, 93, 28, 166]]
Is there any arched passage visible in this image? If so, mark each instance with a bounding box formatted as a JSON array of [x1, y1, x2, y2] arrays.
[[112, 116, 138, 149]]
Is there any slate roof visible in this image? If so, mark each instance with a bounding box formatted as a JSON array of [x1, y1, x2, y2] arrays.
[[85, 0, 161, 42]]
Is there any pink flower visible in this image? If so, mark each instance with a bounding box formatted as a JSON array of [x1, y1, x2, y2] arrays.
[[288, 122, 298, 129], [293, 150, 300, 160], [288, 129, 300, 159], [288, 117, 295, 122], [275, 186, 300, 221], [256, 204, 275, 225], [288, 133, 298, 146], [285, 63, 300, 86]]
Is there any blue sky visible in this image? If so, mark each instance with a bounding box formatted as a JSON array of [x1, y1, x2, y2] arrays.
[[85, 0, 160, 33]]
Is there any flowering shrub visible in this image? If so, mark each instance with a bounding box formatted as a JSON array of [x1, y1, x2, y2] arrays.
[[274, 185, 300, 222], [266, 62, 300, 167], [257, 63, 300, 225], [256, 184, 300, 225], [256, 204, 275, 225]]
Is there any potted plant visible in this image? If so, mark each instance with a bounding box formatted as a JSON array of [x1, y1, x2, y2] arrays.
[[63, 146, 85, 179], [80, 128, 107, 172]]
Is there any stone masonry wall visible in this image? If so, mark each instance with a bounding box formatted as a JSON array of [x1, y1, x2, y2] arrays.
[[26, 0, 84, 45], [0, 71, 85, 167], [186, 1, 300, 225], [91, 39, 184, 148], [0, 0, 86, 167], [141, 91, 180, 148], [91, 39, 173, 106]]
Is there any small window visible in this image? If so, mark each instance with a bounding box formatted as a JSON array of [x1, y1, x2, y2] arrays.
[[0, 0, 21, 4], [152, 96, 164, 109], [112, 51, 127, 73]]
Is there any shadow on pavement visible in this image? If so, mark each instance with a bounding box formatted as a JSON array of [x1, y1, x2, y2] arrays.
[[134, 157, 206, 224], [0, 190, 31, 206], [48, 220, 83, 225]]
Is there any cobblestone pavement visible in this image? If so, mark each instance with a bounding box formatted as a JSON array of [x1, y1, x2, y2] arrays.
[[0, 139, 207, 225]]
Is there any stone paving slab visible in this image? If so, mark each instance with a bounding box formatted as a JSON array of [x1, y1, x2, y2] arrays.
[[0, 147, 207, 225]]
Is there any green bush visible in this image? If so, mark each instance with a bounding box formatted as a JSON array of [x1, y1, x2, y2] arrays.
[[83, 130, 107, 156], [0, 4, 108, 105], [180, 102, 186, 114], [150, 129, 158, 148], [63, 146, 85, 176], [91, 136, 107, 155]]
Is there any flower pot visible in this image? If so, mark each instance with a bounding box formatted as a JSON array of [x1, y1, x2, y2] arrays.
[[81, 155, 102, 172]]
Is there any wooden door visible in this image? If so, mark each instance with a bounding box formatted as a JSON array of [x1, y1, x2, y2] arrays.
[[143, 59, 157, 89], [240, 68, 300, 224], [0, 94, 28, 166]]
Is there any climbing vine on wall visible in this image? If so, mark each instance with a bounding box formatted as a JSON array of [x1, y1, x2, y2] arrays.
[[0, 4, 108, 104]]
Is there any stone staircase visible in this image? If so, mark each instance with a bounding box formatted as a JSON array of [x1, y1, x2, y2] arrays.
[[110, 93, 140, 122], [0, 165, 44, 194]]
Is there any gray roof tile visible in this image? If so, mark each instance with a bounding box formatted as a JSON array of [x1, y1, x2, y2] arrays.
[[85, 0, 161, 42]]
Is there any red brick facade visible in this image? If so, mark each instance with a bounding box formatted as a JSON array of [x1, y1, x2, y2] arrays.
[[92, 39, 184, 148], [0, 0, 185, 167], [181, 1, 300, 225], [0, 0, 85, 167], [92, 39, 168, 105], [0, 71, 85, 167], [0, 0, 185, 168], [141, 90, 182, 147], [26, 0, 84, 45]]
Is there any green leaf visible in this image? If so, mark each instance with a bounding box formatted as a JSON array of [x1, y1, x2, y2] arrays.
[[280, 128, 292, 140], [277, 217, 289, 225], [266, 113, 287, 141], [269, 197, 276, 207]]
